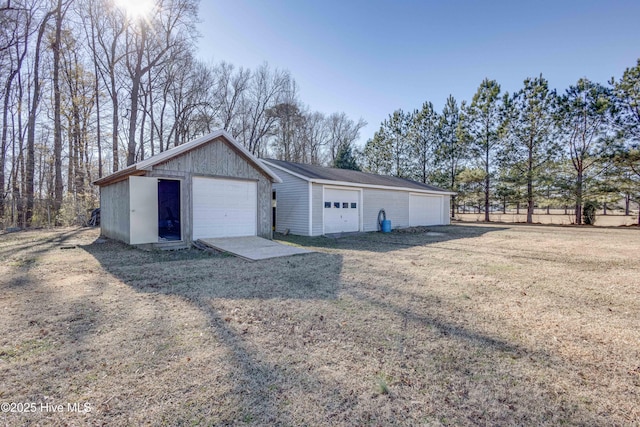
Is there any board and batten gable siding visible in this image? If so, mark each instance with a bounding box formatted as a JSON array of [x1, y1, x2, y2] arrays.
[[312, 184, 324, 236], [272, 167, 309, 235], [362, 189, 410, 232], [152, 136, 273, 239], [100, 178, 130, 243]]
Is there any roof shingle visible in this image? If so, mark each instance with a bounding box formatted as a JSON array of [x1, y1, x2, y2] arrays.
[[263, 159, 451, 193]]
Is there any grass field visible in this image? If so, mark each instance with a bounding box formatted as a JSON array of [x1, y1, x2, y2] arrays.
[[0, 224, 638, 426]]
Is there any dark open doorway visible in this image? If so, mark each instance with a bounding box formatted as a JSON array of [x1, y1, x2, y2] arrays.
[[158, 179, 181, 241]]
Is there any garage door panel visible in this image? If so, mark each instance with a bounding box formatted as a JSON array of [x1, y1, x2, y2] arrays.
[[409, 194, 442, 226], [193, 177, 257, 239], [324, 188, 359, 233]]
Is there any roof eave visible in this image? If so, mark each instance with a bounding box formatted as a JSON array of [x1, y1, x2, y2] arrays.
[[262, 160, 455, 195], [309, 178, 456, 195], [93, 130, 282, 186]]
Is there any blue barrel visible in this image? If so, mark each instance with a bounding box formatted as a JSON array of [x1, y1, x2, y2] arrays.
[[381, 219, 391, 233]]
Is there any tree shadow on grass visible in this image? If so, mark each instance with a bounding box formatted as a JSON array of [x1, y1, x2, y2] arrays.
[[339, 274, 624, 426], [276, 224, 509, 254], [76, 231, 613, 426], [0, 228, 88, 268], [81, 237, 342, 301], [80, 237, 344, 424]]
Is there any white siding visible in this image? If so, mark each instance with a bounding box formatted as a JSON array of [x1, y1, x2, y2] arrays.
[[442, 195, 451, 225], [272, 169, 310, 235], [362, 189, 410, 231], [312, 184, 324, 236]]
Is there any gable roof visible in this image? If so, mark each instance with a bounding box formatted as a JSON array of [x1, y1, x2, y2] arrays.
[[262, 159, 454, 194], [93, 130, 282, 186]]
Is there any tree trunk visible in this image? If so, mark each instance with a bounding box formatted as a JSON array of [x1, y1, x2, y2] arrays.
[[127, 26, 147, 166], [109, 31, 120, 172], [90, 22, 102, 178], [52, 0, 64, 224], [526, 141, 533, 224], [450, 196, 455, 219], [67, 122, 73, 193], [1, 68, 20, 220], [625, 194, 630, 215], [526, 178, 533, 223], [139, 92, 146, 160], [484, 146, 490, 222], [111, 77, 119, 172], [24, 12, 53, 226], [603, 202, 607, 215], [575, 170, 583, 225]]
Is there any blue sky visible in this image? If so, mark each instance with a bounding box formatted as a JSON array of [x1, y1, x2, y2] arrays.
[[196, 0, 640, 146]]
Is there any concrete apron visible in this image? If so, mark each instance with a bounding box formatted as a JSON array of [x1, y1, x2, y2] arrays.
[[197, 236, 314, 261]]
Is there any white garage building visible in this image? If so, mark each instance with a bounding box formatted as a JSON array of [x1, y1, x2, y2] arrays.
[[94, 130, 281, 248], [262, 159, 454, 236]]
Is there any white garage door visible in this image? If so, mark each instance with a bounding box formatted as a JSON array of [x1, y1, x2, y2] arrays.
[[192, 177, 257, 239], [409, 194, 443, 226], [324, 188, 360, 233]]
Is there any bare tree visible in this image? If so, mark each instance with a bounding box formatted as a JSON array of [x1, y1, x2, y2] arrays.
[[269, 79, 306, 162], [303, 111, 329, 164], [326, 112, 367, 163], [24, 4, 55, 226], [236, 63, 290, 155], [215, 61, 250, 133], [1, 0, 33, 219], [165, 54, 215, 147], [51, 0, 73, 223], [123, 0, 198, 165], [89, 0, 126, 173]]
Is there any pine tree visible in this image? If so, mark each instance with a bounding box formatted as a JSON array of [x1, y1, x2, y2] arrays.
[[556, 78, 610, 224], [501, 75, 559, 223], [412, 102, 439, 183], [435, 95, 468, 218], [361, 109, 412, 177], [466, 79, 502, 221], [333, 143, 360, 171]]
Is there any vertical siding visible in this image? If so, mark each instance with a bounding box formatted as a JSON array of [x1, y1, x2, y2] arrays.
[[362, 189, 410, 231], [154, 137, 273, 240], [442, 195, 451, 225], [272, 168, 310, 235], [311, 184, 324, 236], [100, 179, 130, 243]]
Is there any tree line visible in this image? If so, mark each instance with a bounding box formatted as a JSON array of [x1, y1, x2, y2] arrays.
[[2, 0, 638, 229], [360, 66, 640, 225], [0, 0, 366, 228]]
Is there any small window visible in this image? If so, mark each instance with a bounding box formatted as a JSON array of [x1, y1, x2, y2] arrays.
[[351, 203, 357, 209], [342, 202, 349, 209], [334, 202, 340, 208], [324, 202, 331, 208]]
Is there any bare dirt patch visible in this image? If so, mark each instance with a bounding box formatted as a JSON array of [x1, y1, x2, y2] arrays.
[[1, 225, 638, 425]]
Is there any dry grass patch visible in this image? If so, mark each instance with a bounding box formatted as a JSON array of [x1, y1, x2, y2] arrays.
[[0, 224, 638, 425]]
